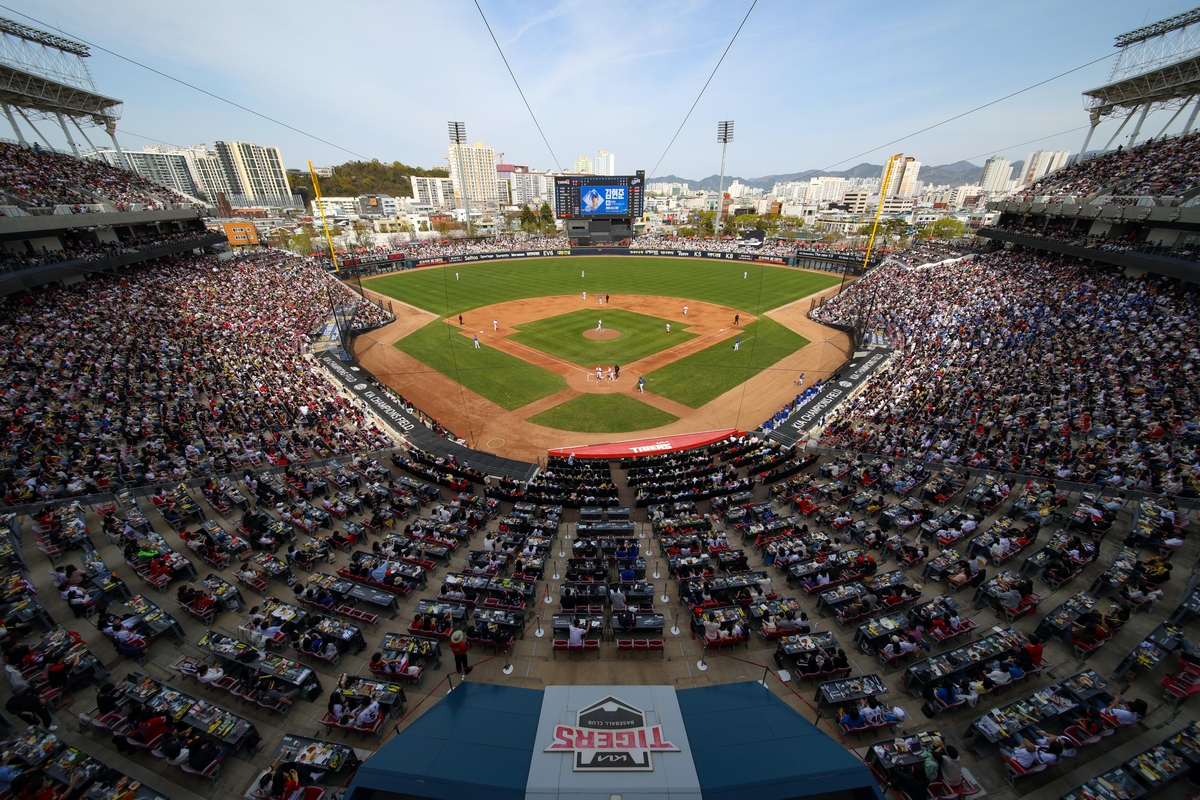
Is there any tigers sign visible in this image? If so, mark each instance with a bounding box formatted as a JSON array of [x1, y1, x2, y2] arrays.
[[544, 696, 679, 772]]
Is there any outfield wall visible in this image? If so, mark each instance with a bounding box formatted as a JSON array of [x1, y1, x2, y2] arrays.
[[333, 247, 872, 278]]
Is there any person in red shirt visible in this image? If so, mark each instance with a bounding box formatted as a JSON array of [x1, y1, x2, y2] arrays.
[[449, 630, 472, 675], [113, 714, 168, 754], [1025, 635, 1044, 667]]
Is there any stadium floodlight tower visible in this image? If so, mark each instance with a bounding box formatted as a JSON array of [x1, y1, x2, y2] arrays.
[[0, 17, 124, 160], [447, 121, 474, 237], [713, 120, 733, 239], [1079, 7, 1200, 157]]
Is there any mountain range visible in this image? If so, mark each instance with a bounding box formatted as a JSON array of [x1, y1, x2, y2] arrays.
[[649, 159, 1025, 192]]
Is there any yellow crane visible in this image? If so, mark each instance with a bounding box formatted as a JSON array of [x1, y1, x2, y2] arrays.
[[308, 161, 340, 272], [862, 153, 901, 273]]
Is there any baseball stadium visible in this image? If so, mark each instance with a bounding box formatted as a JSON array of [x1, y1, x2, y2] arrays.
[[0, 5, 1199, 800]]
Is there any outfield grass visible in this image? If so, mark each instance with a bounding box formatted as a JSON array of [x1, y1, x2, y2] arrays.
[[510, 308, 695, 367], [394, 320, 567, 411], [527, 393, 679, 433], [644, 317, 808, 408], [365, 256, 840, 317]]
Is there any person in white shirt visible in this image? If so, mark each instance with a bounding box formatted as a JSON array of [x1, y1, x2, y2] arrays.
[[198, 665, 224, 684], [702, 617, 720, 640], [568, 619, 592, 647], [355, 699, 381, 727]]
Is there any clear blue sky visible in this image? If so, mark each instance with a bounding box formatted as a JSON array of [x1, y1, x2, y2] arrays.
[[7, 0, 1198, 179]]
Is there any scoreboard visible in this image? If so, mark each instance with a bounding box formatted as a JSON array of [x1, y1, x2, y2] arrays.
[[555, 171, 644, 219]]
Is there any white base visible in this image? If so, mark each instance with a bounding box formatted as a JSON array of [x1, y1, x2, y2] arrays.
[[535, 628, 545, 638], [697, 660, 708, 671], [502, 665, 514, 675]]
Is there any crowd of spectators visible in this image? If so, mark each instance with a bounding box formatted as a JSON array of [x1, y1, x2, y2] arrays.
[[986, 223, 1200, 262], [630, 233, 814, 258], [811, 250, 1200, 494], [0, 142, 192, 210], [886, 238, 980, 267], [1023, 133, 1200, 199], [0, 229, 217, 274], [0, 251, 399, 505]]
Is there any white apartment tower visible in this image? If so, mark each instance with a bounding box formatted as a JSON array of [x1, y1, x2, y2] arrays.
[[410, 176, 456, 209], [447, 141, 500, 211], [594, 151, 616, 176], [1021, 150, 1071, 186], [882, 156, 921, 197], [572, 156, 594, 174], [979, 155, 1013, 194], [213, 141, 294, 207]]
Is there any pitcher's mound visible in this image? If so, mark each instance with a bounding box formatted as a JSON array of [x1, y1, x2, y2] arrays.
[[583, 328, 620, 340]]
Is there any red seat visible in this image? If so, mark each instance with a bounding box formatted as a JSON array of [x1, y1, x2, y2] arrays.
[[647, 639, 665, 659], [551, 639, 570, 659], [616, 639, 634, 659], [583, 640, 601, 659], [1001, 752, 1047, 785], [1062, 724, 1100, 747]]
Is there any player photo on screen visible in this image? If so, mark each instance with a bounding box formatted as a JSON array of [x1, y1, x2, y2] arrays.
[[581, 186, 628, 215]]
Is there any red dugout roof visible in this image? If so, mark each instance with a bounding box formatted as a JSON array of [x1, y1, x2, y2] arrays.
[[547, 429, 739, 459]]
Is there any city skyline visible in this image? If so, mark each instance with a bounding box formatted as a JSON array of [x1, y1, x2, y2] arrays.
[[9, 0, 1197, 178]]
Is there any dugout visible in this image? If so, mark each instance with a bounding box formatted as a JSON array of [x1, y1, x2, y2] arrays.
[[344, 681, 884, 800]]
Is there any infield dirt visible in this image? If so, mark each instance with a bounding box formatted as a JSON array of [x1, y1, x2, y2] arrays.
[[353, 264, 853, 462]]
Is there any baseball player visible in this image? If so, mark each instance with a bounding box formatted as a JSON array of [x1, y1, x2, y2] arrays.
[[597, 319, 603, 331], [493, 320, 498, 331], [665, 323, 670, 334], [473, 335, 480, 349], [638, 377, 645, 393], [734, 337, 740, 351], [683, 305, 688, 316]]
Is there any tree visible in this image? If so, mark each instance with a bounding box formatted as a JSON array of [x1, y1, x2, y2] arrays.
[[302, 160, 449, 199], [353, 223, 376, 250], [678, 227, 697, 237], [418, 221, 429, 232], [538, 202, 555, 233], [289, 224, 316, 257], [920, 217, 966, 239], [519, 205, 538, 232]]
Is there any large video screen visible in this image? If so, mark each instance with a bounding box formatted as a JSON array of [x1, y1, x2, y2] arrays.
[[580, 185, 627, 215], [555, 172, 644, 219]]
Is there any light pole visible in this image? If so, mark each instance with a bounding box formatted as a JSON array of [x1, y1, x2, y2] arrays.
[[448, 122, 472, 238], [713, 120, 734, 239]]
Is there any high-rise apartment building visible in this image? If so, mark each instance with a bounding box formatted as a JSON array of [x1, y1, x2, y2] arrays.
[[979, 155, 1013, 194], [594, 151, 616, 176], [1021, 150, 1071, 186], [882, 156, 921, 197], [213, 141, 294, 207], [447, 141, 500, 211], [508, 171, 557, 207], [82, 146, 200, 200], [808, 176, 848, 203], [572, 156, 593, 174], [410, 176, 456, 209]]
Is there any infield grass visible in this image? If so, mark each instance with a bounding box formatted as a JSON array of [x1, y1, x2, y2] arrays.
[[527, 393, 679, 433], [510, 308, 694, 367], [645, 317, 808, 408], [366, 256, 840, 317], [394, 320, 567, 411]]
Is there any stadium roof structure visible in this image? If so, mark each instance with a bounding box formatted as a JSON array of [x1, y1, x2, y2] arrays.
[[1079, 7, 1200, 154], [0, 17, 125, 158], [345, 681, 885, 800]]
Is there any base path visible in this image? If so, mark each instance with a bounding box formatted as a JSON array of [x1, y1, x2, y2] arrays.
[[350, 283, 853, 463]]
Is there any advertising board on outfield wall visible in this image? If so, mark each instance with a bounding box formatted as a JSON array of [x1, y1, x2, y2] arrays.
[[406, 248, 790, 268]]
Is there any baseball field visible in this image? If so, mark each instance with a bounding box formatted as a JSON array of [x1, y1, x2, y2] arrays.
[[359, 256, 845, 447]]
